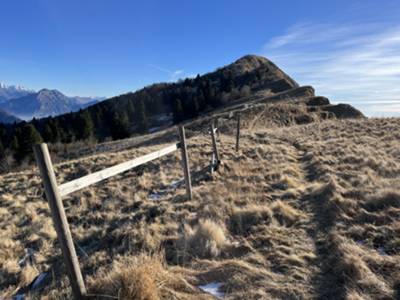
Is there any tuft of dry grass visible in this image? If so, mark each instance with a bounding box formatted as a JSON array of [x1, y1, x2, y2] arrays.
[[229, 205, 272, 234], [270, 200, 304, 226], [88, 255, 161, 300], [177, 219, 228, 260], [88, 254, 206, 300]]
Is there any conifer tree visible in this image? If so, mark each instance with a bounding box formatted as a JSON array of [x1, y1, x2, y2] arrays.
[[0, 140, 4, 159], [15, 124, 43, 161], [43, 124, 54, 142], [136, 99, 148, 133], [11, 135, 19, 152], [110, 112, 130, 140], [0, 140, 7, 173], [126, 99, 135, 122], [49, 119, 61, 143], [173, 98, 185, 123], [76, 111, 94, 140]]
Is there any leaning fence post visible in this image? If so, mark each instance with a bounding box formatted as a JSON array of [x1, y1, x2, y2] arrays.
[[178, 126, 192, 200], [33, 143, 87, 300], [211, 121, 220, 165], [214, 118, 220, 138], [236, 113, 241, 152]]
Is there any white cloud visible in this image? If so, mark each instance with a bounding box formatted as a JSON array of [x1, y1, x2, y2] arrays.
[[262, 22, 400, 116], [149, 64, 185, 82]]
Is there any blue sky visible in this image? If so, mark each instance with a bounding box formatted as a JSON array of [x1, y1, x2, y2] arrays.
[[1, 0, 399, 116]]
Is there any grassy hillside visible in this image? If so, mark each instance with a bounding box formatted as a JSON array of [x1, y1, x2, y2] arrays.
[[0, 99, 399, 299]]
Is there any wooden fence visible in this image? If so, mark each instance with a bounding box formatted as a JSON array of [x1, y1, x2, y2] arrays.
[[33, 116, 241, 299]]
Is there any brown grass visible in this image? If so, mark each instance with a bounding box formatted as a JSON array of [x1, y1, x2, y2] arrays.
[[229, 205, 272, 234], [177, 219, 228, 260], [88, 255, 161, 300], [270, 200, 304, 226], [1, 109, 400, 299]]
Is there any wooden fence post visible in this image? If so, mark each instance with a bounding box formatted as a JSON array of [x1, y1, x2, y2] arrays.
[[236, 113, 241, 152], [178, 126, 192, 200], [33, 144, 87, 300], [214, 118, 220, 138], [211, 122, 220, 164]]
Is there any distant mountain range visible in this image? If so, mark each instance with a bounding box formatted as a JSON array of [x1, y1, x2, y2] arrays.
[[0, 83, 104, 123], [0, 83, 34, 103]]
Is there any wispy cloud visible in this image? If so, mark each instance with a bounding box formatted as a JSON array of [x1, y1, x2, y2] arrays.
[[148, 64, 185, 82], [262, 22, 400, 116]]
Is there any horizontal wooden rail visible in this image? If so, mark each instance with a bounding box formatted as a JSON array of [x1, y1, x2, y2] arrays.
[[59, 143, 180, 197]]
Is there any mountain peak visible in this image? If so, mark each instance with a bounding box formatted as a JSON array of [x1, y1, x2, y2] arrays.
[[38, 88, 61, 94], [234, 54, 269, 65], [222, 54, 282, 78], [211, 54, 299, 89], [37, 89, 68, 100], [0, 83, 35, 102]]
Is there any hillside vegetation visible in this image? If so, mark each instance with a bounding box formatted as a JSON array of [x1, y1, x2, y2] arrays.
[[0, 55, 362, 173], [0, 96, 399, 299]]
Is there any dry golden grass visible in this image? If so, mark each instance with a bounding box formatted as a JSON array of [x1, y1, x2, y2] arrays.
[[87, 254, 206, 300], [177, 219, 228, 260], [1, 110, 400, 299]]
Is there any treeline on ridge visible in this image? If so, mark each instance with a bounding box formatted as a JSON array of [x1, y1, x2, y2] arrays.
[[0, 60, 289, 171]]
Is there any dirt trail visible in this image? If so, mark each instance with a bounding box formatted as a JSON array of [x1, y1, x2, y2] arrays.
[[272, 133, 347, 299], [293, 141, 345, 299]]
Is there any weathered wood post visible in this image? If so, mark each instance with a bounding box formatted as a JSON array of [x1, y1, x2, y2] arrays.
[[211, 121, 220, 164], [178, 126, 192, 200], [33, 144, 87, 300], [236, 113, 241, 152], [214, 118, 220, 138]]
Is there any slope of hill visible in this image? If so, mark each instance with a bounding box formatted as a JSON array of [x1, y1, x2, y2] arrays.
[[0, 108, 20, 124], [0, 55, 364, 164], [0, 89, 100, 120], [0, 110, 398, 298]]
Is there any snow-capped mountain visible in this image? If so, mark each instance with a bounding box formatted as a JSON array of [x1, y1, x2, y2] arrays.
[[0, 83, 35, 103]]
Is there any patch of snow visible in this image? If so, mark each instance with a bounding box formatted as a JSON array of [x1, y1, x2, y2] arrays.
[[198, 282, 224, 298], [149, 127, 162, 134], [149, 193, 162, 201], [170, 180, 182, 189], [31, 272, 48, 290], [377, 246, 387, 256], [148, 179, 183, 200], [18, 248, 35, 267], [156, 114, 171, 122]]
